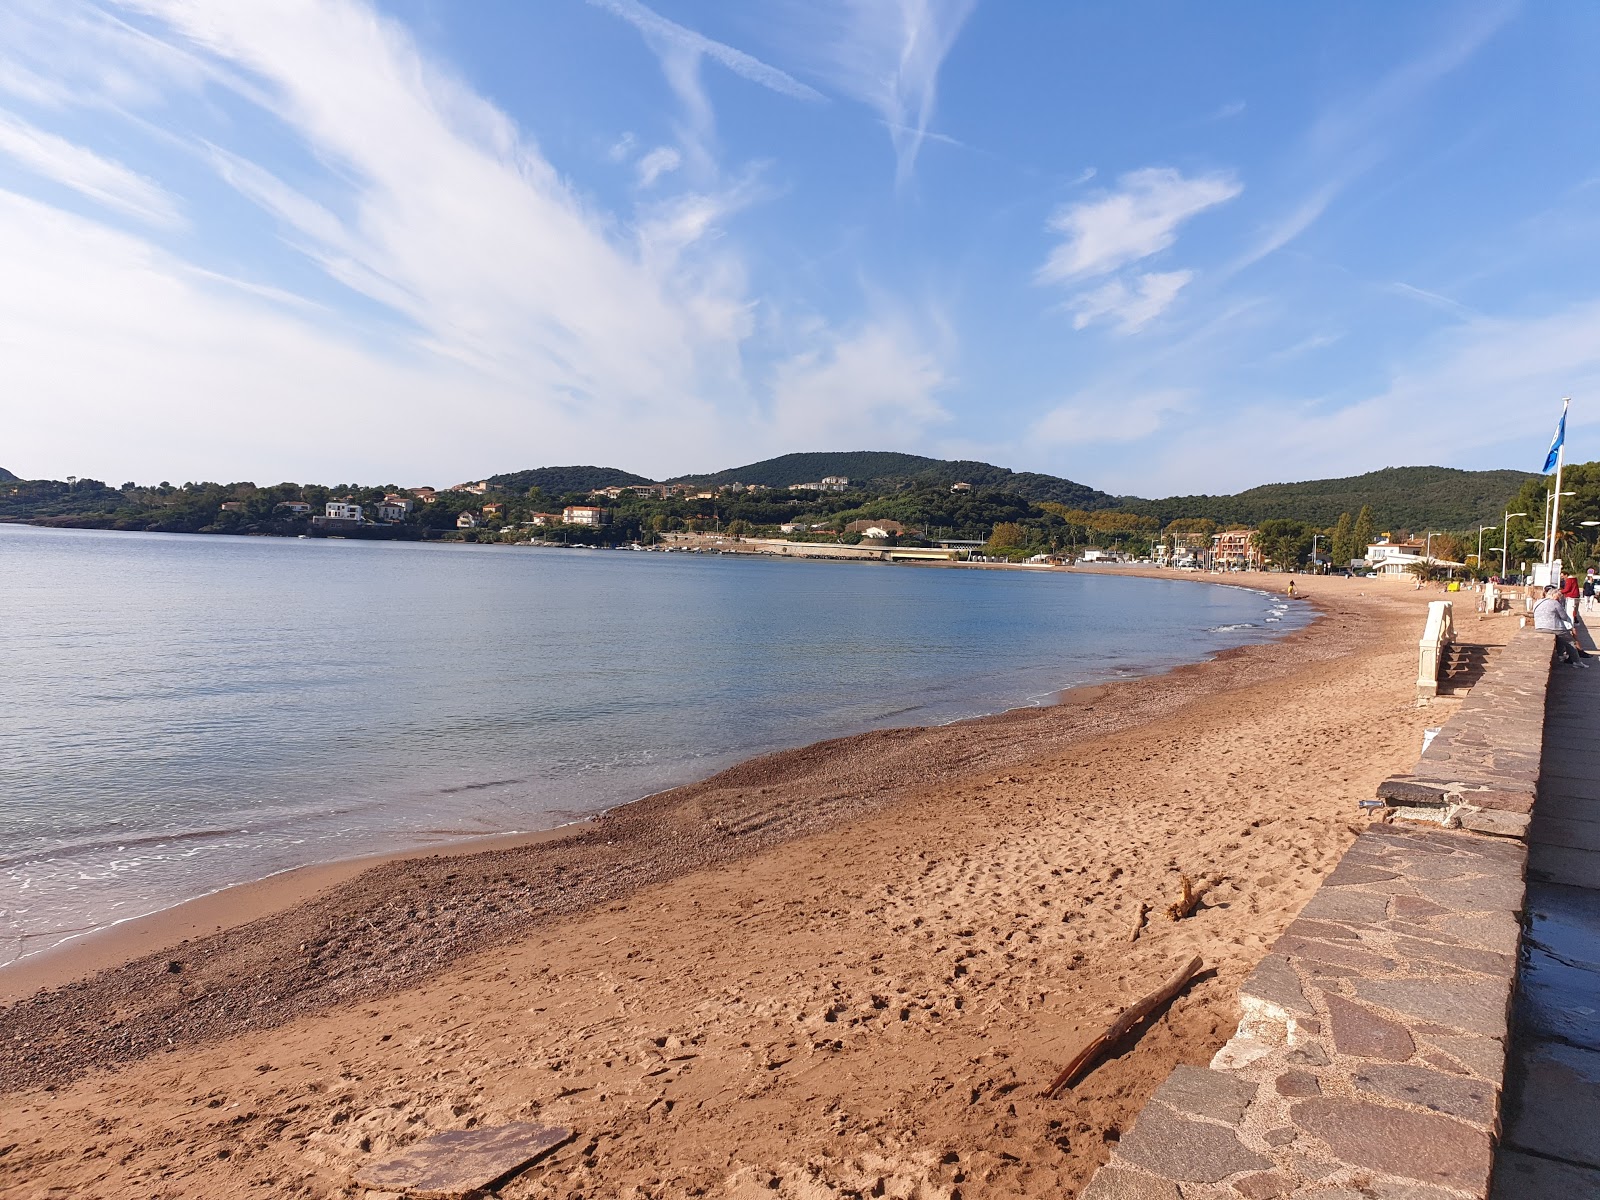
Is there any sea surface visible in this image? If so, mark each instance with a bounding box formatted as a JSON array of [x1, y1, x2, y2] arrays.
[[0, 524, 1308, 966]]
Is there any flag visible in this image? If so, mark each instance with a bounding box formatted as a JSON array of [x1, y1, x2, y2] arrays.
[[1543, 398, 1569, 473]]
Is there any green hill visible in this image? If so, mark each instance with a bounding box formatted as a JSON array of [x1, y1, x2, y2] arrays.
[[0, 467, 19, 482], [672, 451, 1120, 508], [1130, 466, 1537, 529], [487, 465, 653, 494]]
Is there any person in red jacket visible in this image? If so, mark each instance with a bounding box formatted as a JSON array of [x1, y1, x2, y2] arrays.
[[1561, 572, 1581, 624]]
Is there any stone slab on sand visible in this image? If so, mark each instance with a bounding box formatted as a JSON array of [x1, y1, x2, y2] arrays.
[[351, 1122, 570, 1198]]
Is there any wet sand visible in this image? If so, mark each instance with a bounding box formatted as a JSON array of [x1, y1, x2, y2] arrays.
[[0, 573, 1496, 1199]]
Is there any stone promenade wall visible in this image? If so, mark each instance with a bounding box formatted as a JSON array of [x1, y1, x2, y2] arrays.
[[1081, 629, 1557, 1200]]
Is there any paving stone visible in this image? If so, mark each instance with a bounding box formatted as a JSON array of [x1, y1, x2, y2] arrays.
[[1354, 977, 1511, 1039], [1078, 1166, 1182, 1200], [1366, 1183, 1472, 1200], [1283, 918, 1364, 943], [1291, 1098, 1492, 1191], [1420, 1033, 1503, 1081], [1276, 933, 1397, 974], [1501, 1042, 1600, 1169], [1299, 887, 1392, 924], [1324, 993, 1416, 1061], [1350, 1063, 1496, 1124], [1389, 934, 1515, 976], [1489, 1148, 1600, 1200], [1325, 865, 1403, 886], [1263, 1128, 1296, 1147], [1240, 955, 1314, 1017], [1232, 1171, 1292, 1198], [1460, 809, 1532, 839], [351, 1122, 571, 1198], [1434, 911, 1522, 953], [1114, 1103, 1271, 1183], [1390, 895, 1451, 921], [1150, 1065, 1259, 1125], [1274, 1070, 1321, 1098], [1283, 1041, 1330, 1067], [1412, 875, 1526, 913]]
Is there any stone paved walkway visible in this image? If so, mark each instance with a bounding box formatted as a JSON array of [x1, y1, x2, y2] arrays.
[[1492, 637, 1600, 1198]]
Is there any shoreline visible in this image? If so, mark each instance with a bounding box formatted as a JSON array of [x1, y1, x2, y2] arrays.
[[0, 826, 583, 1004], [0, 568, 1306, 1002]]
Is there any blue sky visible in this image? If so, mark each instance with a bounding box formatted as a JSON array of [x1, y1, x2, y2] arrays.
[[1, 0, 1596, 495]]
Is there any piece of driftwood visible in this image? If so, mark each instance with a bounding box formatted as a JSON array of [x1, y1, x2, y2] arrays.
[[1165, 874, 1205, 922], [1044, 955, 1204, 1097], [1128, 901, 1150, 943]]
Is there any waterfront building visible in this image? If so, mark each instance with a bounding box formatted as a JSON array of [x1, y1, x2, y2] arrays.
[[1212, 529, 1259, 570], [456, 511, 479, 529], [563, 505, 607, 526], [324, 501, 363, 522]]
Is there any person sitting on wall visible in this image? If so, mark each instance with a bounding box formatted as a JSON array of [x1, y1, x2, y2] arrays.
[[1534, 585, 1587, 666]]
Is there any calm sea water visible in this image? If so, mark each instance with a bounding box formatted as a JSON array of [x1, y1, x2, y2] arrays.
[[0, 525, 1307, 965]]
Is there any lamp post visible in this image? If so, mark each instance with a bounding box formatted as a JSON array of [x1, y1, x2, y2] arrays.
[[1502, 511, 1528, 578], [1478, 524, 1493, 570], [1310, 533, 1321, 574]]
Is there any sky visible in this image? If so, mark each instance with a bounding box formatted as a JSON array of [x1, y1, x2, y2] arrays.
[[2, 0, 1598, 496]]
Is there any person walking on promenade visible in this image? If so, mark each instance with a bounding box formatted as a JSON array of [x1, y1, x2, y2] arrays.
[[1584, 571, 1596, 614], [1534, 585, 1586, 666], [1560, 571, 1581, 623]]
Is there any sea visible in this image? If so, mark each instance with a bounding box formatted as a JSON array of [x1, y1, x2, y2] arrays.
[[0, 524, 1309, 967]]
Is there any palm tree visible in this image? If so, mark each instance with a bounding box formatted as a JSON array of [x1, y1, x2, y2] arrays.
[[1407, 561, 1439, 584]]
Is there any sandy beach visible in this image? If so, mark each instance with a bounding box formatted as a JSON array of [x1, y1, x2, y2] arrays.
[[0, 573, 1501, 1199]]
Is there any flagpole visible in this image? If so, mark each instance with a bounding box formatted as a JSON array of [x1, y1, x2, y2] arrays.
[[1544, 397, 1571, 570]]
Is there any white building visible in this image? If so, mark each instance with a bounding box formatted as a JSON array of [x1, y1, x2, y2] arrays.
[[563, 505, 606, 526], [820, 476, 849, 492], [325, 501, 363, 522], [456, 510, 479, 529]]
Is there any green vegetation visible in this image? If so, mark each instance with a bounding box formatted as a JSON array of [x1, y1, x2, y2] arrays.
[[1502, 460, 1600, 571], [1122, 466, 1537, 530], [671, 451, 1120, 508], [487, 465, 652, 494], [2, 452, 1563, 566]]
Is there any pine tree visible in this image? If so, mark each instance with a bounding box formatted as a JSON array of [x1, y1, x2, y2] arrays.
[[1331, 511, 1354, 567], [1352, 505, 1376, 566]]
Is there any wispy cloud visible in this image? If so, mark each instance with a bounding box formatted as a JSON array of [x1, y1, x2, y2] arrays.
[[1070, 270, 1194, 334], [588, 0, 823, 103], [635, 145, 682, 188], [1031, 388, 1189, 447], [769, 321, 951, 446], [0, 107, 181, 226], [793, 0, 977, 188], [587, 0, 823, 176], [1240, 3, 1515, 269], [1387, 281, 1480, 321], [1038, 167, 1242, 284], [0, 0, 953, 483]]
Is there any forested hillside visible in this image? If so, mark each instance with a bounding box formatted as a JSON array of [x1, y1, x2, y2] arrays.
[[1124, 466, 1536, 530]]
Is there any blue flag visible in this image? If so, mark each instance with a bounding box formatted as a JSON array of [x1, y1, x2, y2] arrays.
[[1543, 399, 1568, 473]]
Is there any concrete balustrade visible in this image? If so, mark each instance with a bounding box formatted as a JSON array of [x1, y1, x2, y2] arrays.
[[1417, 599, 1456, 702]]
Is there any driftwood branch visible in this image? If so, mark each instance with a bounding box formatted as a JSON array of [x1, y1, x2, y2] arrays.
[[1165, 874, 1205, 922], [1045, 955, 1204, 1098], [1128, 902, 1150, 943]]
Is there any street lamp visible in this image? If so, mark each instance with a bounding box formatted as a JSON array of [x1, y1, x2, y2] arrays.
[[1502, 511, 1528, 578], [1310, 533, 1321, 573]]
